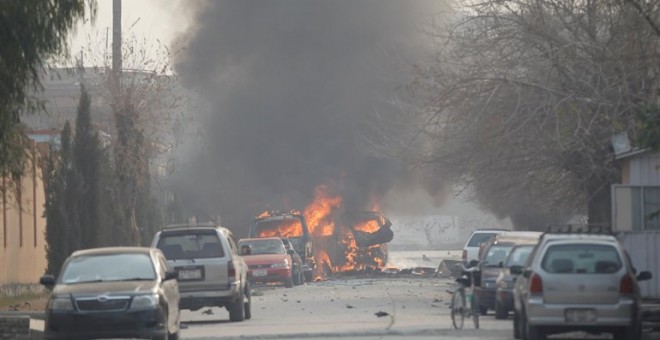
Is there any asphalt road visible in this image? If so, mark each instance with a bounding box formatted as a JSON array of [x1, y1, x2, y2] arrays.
[[26, 250, 660, 339], [178, 250, 511, 339], [177, 251, 660, 340]]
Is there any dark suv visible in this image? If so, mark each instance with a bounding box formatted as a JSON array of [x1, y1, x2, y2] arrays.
[[151, 223, 251, 322]]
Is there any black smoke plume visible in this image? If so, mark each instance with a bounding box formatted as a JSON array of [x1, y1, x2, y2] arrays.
[[171, 0, 442, 234]]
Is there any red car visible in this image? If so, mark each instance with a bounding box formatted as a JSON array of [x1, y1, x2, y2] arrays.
[[238, 237, 296, 288]]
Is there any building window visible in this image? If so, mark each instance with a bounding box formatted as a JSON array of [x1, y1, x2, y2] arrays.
[[613, 185, 660, 231]]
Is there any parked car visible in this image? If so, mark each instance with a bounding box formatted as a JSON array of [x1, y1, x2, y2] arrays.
[[39, 247, 180, 340], [250, 211, 316, 281], [512, 229, 653, 340], [281, 237, 305, 285], [238, 237, 301, 287], [475, 231, 542, 315], [151, 222, 251, 322], [495, 244, 535, 319], [462, 228, 509, 264]]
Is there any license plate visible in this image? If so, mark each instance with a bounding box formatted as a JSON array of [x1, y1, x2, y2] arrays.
[[253, 269, 268, 277], [565, 309, 597, 323], [179, 268, 202, 280]]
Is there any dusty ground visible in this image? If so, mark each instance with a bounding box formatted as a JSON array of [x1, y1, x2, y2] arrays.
[[0, 294, 47, 312]]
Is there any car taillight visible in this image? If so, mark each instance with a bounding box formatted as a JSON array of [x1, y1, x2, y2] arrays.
[[529, 273, 543, 293], [620, 274, 634, 294], [228, 261, 236, 279], [462, 250, 467, 261]]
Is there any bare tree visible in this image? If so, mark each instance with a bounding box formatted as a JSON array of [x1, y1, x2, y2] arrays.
[[362, 0, 660, 229], [79, 31, 189, 244]]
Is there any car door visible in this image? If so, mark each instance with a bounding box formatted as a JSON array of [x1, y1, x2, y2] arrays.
[[156, 252, 179, 332]]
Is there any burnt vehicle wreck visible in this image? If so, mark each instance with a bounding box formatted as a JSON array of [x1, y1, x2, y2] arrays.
[[250, 209, 394, 279]]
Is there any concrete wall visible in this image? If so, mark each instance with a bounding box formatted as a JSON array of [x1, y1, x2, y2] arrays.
[[0, 151, 47, 285]]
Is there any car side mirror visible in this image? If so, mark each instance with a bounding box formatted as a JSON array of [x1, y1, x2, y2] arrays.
[[498, 261, 504, 268], [522, 269, 532, 279], [240, 245, 252, 256], [164, 270, 178, 281], [510, 265, 523, 275], [468, 259, 479, 268], [637, 271, 652, 282], [287, 249, 295, 255], [40, 274, 55, 288]]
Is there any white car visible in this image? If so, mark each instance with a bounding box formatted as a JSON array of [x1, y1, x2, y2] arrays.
[[462, 229, 509, 264], [513, 229, 652, 340]]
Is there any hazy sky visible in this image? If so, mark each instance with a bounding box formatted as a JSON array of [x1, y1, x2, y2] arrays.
[[69, 0, 190, 66]]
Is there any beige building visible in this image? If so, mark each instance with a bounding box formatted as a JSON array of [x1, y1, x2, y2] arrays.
[[0, 143, 47, 284]]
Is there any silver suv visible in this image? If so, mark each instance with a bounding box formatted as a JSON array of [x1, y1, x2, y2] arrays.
[[512, 228, 652, 340], [151, 223, 251, 322]]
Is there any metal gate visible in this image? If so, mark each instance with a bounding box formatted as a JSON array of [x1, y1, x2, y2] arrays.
[[618, 231, 660, 298]]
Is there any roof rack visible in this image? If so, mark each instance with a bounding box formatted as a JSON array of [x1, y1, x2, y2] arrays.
[[163, 222, 219, 229], [544, 224, 612, 235]]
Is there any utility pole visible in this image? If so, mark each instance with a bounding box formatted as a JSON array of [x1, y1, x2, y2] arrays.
[[112, 0, 122, 78]]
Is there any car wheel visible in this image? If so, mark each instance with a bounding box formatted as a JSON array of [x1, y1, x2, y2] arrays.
[[495, 299, 508, 319], [285, 275, 294, 288], [614, 325, 640, 340], [244, 282, 252, 320], [229, 288, 246, 322], [526, 322, 545, 340], [513, 310, 521, 339], [479, 304, 488, 316], [293, 267, 302, 285]]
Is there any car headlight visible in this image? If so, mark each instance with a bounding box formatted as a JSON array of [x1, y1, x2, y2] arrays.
[[48, 297, 74, 311], [271, 261, 289, 268], [130, 294, 159, 310]]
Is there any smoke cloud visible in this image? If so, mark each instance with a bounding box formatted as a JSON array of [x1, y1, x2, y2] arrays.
[[171, 0, 444, 234]]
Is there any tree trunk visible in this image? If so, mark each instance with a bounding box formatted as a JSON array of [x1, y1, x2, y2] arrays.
[[587, 181, 613, 228]]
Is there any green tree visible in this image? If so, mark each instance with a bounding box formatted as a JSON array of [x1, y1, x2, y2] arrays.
[[0, 0, 94, 182], [72, 85, 104, 248], [44, 122, 74, 276]]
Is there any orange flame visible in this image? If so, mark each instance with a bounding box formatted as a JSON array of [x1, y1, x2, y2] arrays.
[[303, 185, 341, 237], [256, 218, 303, 238], [353, 220, 380, 233]]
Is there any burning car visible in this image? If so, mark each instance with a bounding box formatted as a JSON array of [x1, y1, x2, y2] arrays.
[[316, 211, 393, 274], [249, 211, 316, 282]]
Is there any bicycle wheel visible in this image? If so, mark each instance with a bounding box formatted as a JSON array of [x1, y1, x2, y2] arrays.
[[470, 292, 479, 329], [450, 288, 465, 330]]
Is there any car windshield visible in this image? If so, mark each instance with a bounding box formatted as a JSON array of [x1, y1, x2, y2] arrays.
[[505, 245, 534, 267], [60, 253, 156, 284], [255, 219, 304, 238], [157, 232, 225, 259], [238, 239, 286, 255], [467, 233, 497, 247], [483, 244, 514, 267], [541, 244, 622, 274]]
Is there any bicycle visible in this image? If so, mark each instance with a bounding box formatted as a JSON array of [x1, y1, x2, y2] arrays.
[[450, 261, 480, 330]]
